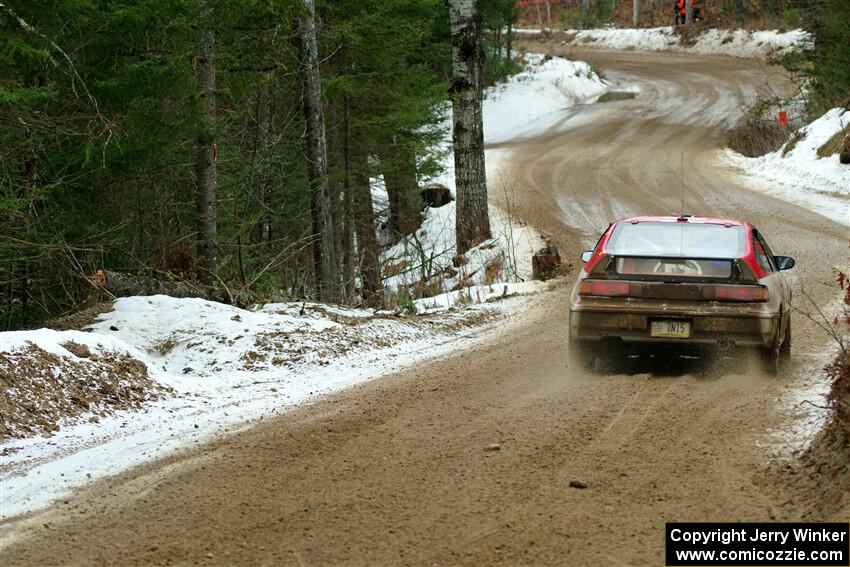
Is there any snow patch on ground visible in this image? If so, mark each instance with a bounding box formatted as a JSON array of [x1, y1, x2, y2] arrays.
[[517, 26, 811, 59], [765, 296, 846, 457], [721, 108, 850, 227]]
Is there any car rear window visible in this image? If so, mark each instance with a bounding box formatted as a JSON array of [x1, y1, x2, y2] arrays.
[[606, 222, 745, 258], [614, 257, 733, 278]]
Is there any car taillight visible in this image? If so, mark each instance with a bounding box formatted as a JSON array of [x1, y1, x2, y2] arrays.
[[579, 280, 630, 297], [715, 285, 769, 302]]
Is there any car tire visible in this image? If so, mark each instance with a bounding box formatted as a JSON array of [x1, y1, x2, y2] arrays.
[[779, 320, 791, 364], [569, 339, 594, 373], [759, 344, 779, 376]]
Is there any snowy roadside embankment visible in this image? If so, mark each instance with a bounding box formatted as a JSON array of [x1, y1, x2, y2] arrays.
[[0, 289, 545, 521], [483, 54, 607, 144], [721, 108, 849, 226], [379, 53, 606, 300], [516, 26, 811, 59]]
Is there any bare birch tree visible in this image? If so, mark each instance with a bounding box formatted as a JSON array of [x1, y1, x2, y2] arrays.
[[448, 0, 491, 256], [297, 0, 338, 302], [195, 0, 217, 285], [633, 0, 640, 26]]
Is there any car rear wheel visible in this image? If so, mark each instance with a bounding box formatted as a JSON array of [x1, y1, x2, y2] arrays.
[[779, 321, 791, 363], [760, 344, 780, 376], [569, 339, 594, 372], [760, 322, 790, 377]]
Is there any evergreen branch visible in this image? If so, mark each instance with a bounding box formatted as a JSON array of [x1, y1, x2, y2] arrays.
[[0, 2, 107, 125]]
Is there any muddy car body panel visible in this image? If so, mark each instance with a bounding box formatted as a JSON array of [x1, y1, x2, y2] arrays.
[[569, 216, 794, 371]]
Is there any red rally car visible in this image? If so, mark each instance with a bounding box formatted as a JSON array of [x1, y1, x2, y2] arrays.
[[568, 215, 795, 375]]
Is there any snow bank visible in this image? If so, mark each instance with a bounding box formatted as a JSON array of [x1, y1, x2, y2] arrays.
[[0, 291, 538, 519], [689, 28, 811, 58], [569, 27, 679, 51], [413, 281, 544, 315], [723, 108, 850, 226], [520, 26, 811, 59], [484, 53, 607, 144]]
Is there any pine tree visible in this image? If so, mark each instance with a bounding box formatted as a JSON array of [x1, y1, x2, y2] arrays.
[[448, 0, 491, 256], [195, 0, 218, 285], [297, 0, 338, 302]]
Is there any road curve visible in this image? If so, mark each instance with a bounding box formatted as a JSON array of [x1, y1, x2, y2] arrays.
[[2, 47, 848, 566]]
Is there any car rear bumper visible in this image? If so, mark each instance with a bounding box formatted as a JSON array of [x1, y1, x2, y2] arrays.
[[569, 305, 780, 348]]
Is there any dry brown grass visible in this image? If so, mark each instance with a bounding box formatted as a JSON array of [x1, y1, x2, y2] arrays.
[[0, 345, 168, 441], [826, 270, 850, 442], [383, 259, 408, 278], [727, 116, 788, 157], [817, 130, 848, 158], [781, 131, 801, 157], [46, 302, 115, 331], [484, 257, 504, 285]]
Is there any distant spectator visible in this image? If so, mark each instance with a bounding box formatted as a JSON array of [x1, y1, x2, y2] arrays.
[[674, 0, 686, 24]]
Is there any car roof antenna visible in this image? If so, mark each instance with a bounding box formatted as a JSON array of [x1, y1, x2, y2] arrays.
[[680, 151, 686, 215]]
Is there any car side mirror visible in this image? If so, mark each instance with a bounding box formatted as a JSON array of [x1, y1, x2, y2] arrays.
[[580, 251, 593, 263], [775, 256, 795, 270]]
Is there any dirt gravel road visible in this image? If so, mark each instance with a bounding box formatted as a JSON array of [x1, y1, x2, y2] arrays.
[[3, 48, 848, 566]]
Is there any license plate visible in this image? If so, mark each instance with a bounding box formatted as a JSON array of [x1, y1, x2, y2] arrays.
[[650, 319, 691, 338]]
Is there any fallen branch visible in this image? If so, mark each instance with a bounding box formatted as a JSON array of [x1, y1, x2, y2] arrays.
[[89, 270, 213, 301]]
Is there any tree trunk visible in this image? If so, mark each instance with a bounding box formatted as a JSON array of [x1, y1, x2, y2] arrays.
[[195, 0, 217, 286], [4, 263, 14, 331], [581, 0, 590, 27], [633, 0, 640, 26], [381, 139, 420, 241], [685, 0, 693, 24], [448, 0, 491, 256], [297, 0, 338, 303], [341, 98, 357, 302], [734, 0, 745, 24], [352, 144, 382, 303]]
